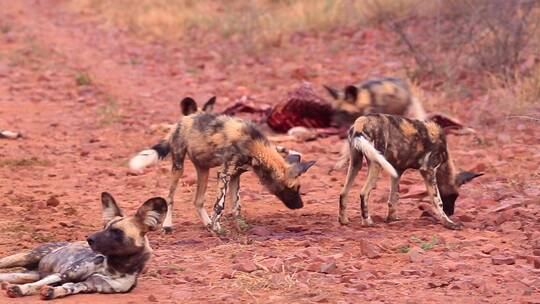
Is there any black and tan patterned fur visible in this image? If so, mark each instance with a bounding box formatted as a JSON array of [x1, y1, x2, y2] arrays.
[[131, 97, 315, 233], [339, 114, 482, 229], [0, 193, 167, 300], [324, 77, 426, 127]]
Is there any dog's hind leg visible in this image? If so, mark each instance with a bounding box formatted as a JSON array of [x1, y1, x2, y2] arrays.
[[0, 242, 67, 269], [5, 273, 61, 297], [163, 150, 186, 233], [40, 275, 116, 300], [339, 148, 363, 225], [386, 175, 401, 222], [359, 162, 380, 227], [0, 271, 40, 285]]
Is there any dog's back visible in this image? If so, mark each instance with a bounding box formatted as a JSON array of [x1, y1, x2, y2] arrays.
[[350, 114, 447, 172]]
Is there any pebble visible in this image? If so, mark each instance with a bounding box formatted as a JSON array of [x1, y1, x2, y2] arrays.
[[491, 255, 516, 265]]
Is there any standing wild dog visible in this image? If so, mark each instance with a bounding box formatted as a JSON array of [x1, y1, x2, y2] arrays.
[[0, 192, 167, 300], [129, 98, 316, 233], [339, 114, 482, 229], [324, 76, 427, 127]]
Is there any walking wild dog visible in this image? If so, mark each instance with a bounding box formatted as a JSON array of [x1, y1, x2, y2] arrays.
[[324, 77, 427, 127], [338, 114, 482, 229], [129, 97, 316, 233], [0, 192, 167, 300]]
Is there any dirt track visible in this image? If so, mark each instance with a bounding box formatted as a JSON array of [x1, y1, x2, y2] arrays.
[[0, 1, 539, 303]]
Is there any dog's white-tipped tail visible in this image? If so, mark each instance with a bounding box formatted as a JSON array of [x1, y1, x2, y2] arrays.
[[410, 96, 427, 121], [353, 136, 398, 178], [129, 149, 159, 171]]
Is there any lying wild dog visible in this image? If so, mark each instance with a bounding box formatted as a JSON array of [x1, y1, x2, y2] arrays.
[[324, 77, 427, 126], [129, 99, 315, 233], [339, 114, 482, 229], [0, 192, 167, 300]]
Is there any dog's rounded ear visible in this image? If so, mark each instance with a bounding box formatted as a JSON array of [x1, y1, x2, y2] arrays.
[[324, 85, 340, 100], [344, 85, 358, 103], [180, 97, 198, 116], [135, 197, 168, 231], [455, 171, 484, 187], [290, 160, 316, 178], [202, 96, 216, 112], [101, 192, 123, 223]]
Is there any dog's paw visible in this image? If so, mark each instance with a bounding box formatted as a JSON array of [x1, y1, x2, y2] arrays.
[[6, 285, 23, 298], [338, 216, 349, 225], [162, 226, 173, 234], [40, 286, 55, 300]]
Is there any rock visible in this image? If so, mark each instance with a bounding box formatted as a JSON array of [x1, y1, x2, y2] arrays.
[[481, 245, 498, 254], [221, 271, 235, 279], [401, 269, 421, 276], [491, 255, 516, 265], [249, 226, 272, 237], [46, 196, 60, 207], [360, 240, 381, 259], [533, 249, 540, 256], [319, 260, 337, 274], [232, 261, 258, 273], [408, 248, 424, 263], [458, 214, 474, 222], [148, 294, 158, 302], [534, 257, 540, 269]]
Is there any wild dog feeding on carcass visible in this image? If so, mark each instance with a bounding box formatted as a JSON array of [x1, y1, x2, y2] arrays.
[[129, 97, 316, 233], [324, 77, 427, 126], [338, 114, 482, 229], [0, 192, 167, 300]]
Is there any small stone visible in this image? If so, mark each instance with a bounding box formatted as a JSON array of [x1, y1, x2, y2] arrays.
[[319, 260, 337, 274], [249, 226, 272, 237], [481, 245, 498, 254], [360, 240, 381, 259], [221, 271, 235, 279], [46, 196, 60, 207], [401, 269, 421, 276], [491, 255, 516, 265], [148, 294, 158, 302], [458, 214, 474, 222], [408, 248, 424, 263], [534, 257, 540, 269], [232, 261, 258, 273]]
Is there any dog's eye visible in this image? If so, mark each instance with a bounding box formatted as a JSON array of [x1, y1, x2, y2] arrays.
[[109, 228, 124, 241]]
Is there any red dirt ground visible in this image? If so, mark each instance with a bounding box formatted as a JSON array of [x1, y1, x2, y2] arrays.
[[0, 1, 539, 303]]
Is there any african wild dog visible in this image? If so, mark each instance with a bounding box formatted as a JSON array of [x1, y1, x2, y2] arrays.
[[338, 114, 482, 229], [324, 77, 427, 127], [325, 77, 427, 171], [0, 192, 167, 300], [129, 98, 316, 233]]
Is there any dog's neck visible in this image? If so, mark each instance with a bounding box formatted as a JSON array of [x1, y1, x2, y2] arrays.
[[248, 140, 289, 184], [106, 250, 151, 275]]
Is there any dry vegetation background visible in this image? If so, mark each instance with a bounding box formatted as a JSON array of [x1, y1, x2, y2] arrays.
[[72, 0, 540, 111]]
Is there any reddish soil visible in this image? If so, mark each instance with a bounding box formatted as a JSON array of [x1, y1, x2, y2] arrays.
[[1, 1, 539, 303]]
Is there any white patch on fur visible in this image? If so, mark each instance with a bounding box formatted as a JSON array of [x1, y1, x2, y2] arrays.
[[102, 208, 119, 223], [143, 210, 161, 228], [129, 149, 159, 171], [353, 136, 398, 178]]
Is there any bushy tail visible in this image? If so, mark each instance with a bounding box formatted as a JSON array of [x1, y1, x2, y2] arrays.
[[409, 96, 427, 121], [129, 140, 171, 171], [353, 135, 398, 178]]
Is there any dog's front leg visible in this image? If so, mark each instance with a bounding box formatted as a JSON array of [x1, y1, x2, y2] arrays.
[[210, 170, 231, 233], [40, 273, 136, 300], [5, 273, 61, 297], [421, 168, 460, 230]]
